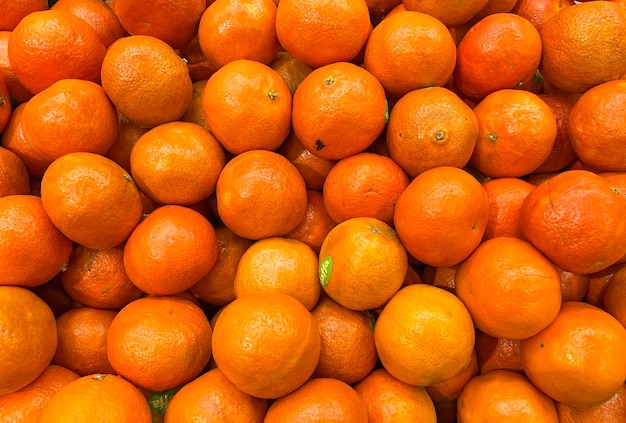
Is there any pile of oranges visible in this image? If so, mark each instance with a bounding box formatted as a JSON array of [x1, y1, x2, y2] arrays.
[[1, 0, 626, 421]]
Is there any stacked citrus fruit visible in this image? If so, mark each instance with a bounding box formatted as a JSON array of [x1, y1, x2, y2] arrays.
[[1, 0, 626, 421]]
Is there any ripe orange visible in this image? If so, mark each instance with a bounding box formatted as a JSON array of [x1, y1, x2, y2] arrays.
[[474, 330, 524, 374], [556, 382, 626, 423], [0, 76, 10, 133], [275, 0, 371, 68], [215, 149, 308, 240], [401, 0, 490, 27], [394, 166, 490, 267], [363, 11, 456, 99], [558, 266, 590, 303], [8, 9, 106, 94], [211, 292, 321, 399], [421, 264, 458, 292], [286, 189, 337, 254], [107, 296, 213, 392], [269, 51, 314, 96], [0, 30, 33, 103], [520, 301, 626, 407], [482, 177, 534, 240], [197, 0, 280, 68], [39, 374, 152, 423], [291, 62, 387, 160], [318, 216, 408, 311], [603, 265, 626, 328], [585, 264, 624, 308], [101, 35, 193, 127], [0, 146, 30, 198], [470, 89, 557, 178], [457, 369, 559, 422], [51, 0, 126, 47], [386, 86, 479, 177], [264, 377, 368, 423], [374, 284, 475, 386], [163, 368, 268, 423], [455, 236, 562, 340], [180, 79, 211, 131], [0, 286, 58, 395], [519, 170, 626, 274], [277, 131, 337, 191], [201, 59, 292, 154], [105, 120, 150, 173], [512, 0, 574, 31], [354, 368, 437, 423], [0, 0, 48, 31], [322, 152, 409, 225], [123, 205, 218, 296], [425, 350, 479, 403], [40, 152, 143, 249]]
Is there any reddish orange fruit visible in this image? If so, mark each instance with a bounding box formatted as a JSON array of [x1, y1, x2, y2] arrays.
[[286, 189, 337, 254]]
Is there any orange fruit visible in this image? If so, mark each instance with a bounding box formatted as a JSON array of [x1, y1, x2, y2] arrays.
[[215, 149, 308, 240], [318, 216, 408, 311], [556, 382, 626, 423], [425, 350, 478, 403], [61, 244, 144, 310], [322, 152, 409, 225], [277, 131, 337, 191], [455, 236, 562, 339], [454, 13, 542, 101], [197, 0, 280, 69], [130, 121, 225, 206], [40, 152, 143, 249], [311, 294, 378, 384], [180, 79, 211, 131], [163, 368, 268, 423], [211, 292, 321, 399], [354, 368, 437, 423], [363, 11, 456, 99], [123, 205, 218, 296], [30, 282, 75, 318], [53, 307, 117, 376], [0, 286, 57, 395], [394, 166, 490, 267], [201, 59, 291, 154], [179, 37, 218, 83], [470, 89, 557, 178], [114, 0, 206, 49], [482, 177, 535, 240], [421, 264, 458, 292], [0, 76, 10, 133], [474, 329, 524, 374], [0, 146, 30, 198], [105, 120, 150, 173], [0, 364, 79, 422], [539, 1, 626, 93], [558, 266, 590, 303], [51, 0, 126, 47], [465, 0, 520, 23], [386, 86, 479, 177], [457, 369, 559, 422], [275, 0, 371, 68], [585, 264, 624, 308], [20, 78, 119, 163], [0, 0, 48, 31], [107, 296, 213, 392], [0, 195, 73, 287], [519, 169, 626, 274], [8, 9, 106, 94], [568, 79, 626, 172], [512, 0, 575, 31], [603, 265, 626, 328], [264, 377, 368, 423], [291, 62, 387, 160], [520, 301, 626, 407], [286, 189, 337, 254], [0, 30, 33, 104], [269, 51, 314, 96], [39, 374, 152, 423], [101, 34, 193, 128], [374, 284, 475, 386], [401, 0, 490, 27]]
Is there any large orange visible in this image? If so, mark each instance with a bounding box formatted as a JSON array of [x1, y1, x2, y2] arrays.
[[211, 292, 320, 399], [393, 166, 489, 267], [374, 284, 475, 386], [0, 286, 58, 395]]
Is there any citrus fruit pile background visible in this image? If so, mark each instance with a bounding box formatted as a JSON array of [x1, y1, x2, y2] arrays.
[[1, 0, 626, 421]]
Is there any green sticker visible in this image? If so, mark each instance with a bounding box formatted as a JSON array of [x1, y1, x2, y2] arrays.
[[319, 256, 333, 287], [148, 389, 177, 414]]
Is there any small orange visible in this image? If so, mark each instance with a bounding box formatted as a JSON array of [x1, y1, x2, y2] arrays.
[[179, 37, 217, 83], [0, 0, 48, 31], [374, 284, 475, 387], [386, 86, 479, 177], [163, 368, 268, 423], [30, 282, 75, 318], [421, 264, 458, 292], [0, 76, 10, 133], [0, 286, 58, 395], [275, 0, 371, 68], [269, 51, 314, 96], [457, 369, 559, 422], [425, 350, 478, 403], [401, 0, 490, 27], [556, 382, 626, 423], [264, 377, 368, 423], [197, 0, 280, 69], [482, 177, 535, 240], [363, 11, 457, 99], [0, 195, 73, 287], [0, 146, 30, 198], [292, 62, 387, 161], [603, 265, 626, 328], [474, 330, 524, 374], [0, 30, 33, 104], [394, 166, 490, 267], [585, 264, 624, 308], [512, 0, 575, 31], [311, 294, 378, 384], [354, 368, 437, 423], [180, 79, 211, 131], [211, 292, 321, 399], [51, 0, 126, 47], [286, 189, 337, 254], [215, 149, 308, 240], [202, 59, 291, 154], [8, 9, 106, 94], [105, 120, 150, 173], [40, 152, 143, 249], [318, 216, 408, 311], [557, 266, 590, 303], [123, 205, 218, 296], [107, 296, 213, 392], [322, 152, 409, 225], [277, 131, 337, 191], [39, 374, 152, 423]]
